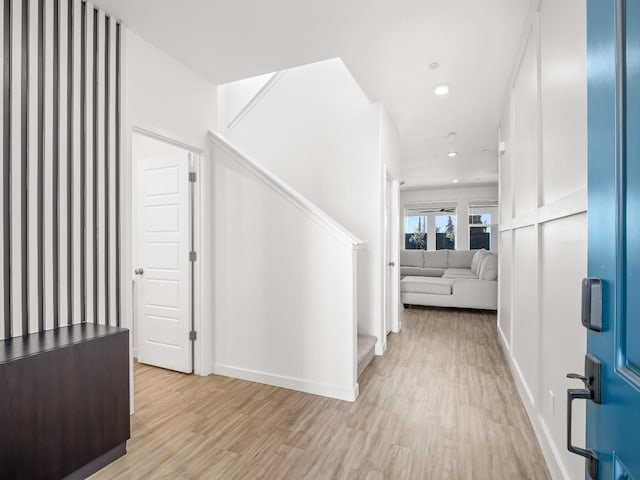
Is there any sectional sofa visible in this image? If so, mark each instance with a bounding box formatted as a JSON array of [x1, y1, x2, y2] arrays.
[[400, 249, 498, 310]]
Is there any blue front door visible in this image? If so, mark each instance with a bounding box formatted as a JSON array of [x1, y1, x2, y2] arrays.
[[585, 0, 640, 478]]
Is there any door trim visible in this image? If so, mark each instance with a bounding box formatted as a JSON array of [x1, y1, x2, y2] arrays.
[[130, 126, 204, 376], [132, 125, 204, 155], [388, 172, 400, 334], [383, 167, 400, 344]]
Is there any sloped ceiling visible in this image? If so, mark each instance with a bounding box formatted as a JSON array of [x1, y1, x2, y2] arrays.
[[96, 0, 531, 188]]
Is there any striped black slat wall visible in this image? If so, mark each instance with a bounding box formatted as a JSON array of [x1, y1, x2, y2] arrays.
[[2, 0, 12, 339], [19, 0, 28, 335], [0, 0, 122, 340]]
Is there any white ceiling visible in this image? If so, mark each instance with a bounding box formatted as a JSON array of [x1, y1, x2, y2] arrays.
[[95, 0, 531, 189]]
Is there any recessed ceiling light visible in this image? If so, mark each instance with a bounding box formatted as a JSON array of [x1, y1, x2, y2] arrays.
[[452, 179, 459, 183], [435, 84, 449, 96], [429, 62, 440, 70], [448, 152, 457, 158]]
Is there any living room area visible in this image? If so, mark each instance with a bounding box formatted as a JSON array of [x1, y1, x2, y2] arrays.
[[399, 184, 499, 310]]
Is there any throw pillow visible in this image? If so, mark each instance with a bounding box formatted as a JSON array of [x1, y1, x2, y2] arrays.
[[479, 253, 498, 281], [471, 249, 488, 274]]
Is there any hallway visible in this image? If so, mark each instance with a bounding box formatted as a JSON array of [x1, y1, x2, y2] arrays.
[[92, 308, 549, 479]]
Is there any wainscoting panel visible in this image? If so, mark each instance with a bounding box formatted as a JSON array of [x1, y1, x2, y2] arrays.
[[498, 229, 512, 346], [498, 2, 588, 478], [0, 0, 122, 340]]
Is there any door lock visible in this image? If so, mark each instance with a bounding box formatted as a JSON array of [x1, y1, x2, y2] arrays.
[[566, 353, 602, 479], [581, 278, 603, 332], [134, 268, 144, 275]]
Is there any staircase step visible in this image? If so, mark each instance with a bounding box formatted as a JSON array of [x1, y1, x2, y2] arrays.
[[357, 335, 377, 377]]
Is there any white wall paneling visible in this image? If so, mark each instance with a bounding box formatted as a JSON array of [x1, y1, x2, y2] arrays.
[[0, 0, 123, 340], [512, 225, 539, 405], [499, 100, 513, 227], [511, 24, 539, 218], [497, 230, 512, 348], [498, 1, 588, 479], [539, 1, 587, 206], [540, 213, 587, 477]]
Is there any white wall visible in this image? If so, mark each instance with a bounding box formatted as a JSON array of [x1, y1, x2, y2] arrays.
[[498, 2, 587, 479], [218, 58, 400, 353], [124, 31, 217, 376], [217, 71, 274, 130], [125, 32, 217, 149], [380, 106, 401, 179], [210, 137, 359, 401], [401, 185, 499, 251]]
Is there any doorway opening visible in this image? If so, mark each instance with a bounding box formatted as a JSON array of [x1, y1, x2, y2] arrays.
[[384, 172, 400, 338], [131, 129, 200, 375]]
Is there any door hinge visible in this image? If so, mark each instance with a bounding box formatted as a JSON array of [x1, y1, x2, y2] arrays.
[[189, 331, 197, 341], [189, 171, 197, 182], [189, 251, 197, 262]]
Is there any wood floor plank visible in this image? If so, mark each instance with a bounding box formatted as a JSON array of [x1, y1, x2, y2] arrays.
[[91, 307, 550, 479]]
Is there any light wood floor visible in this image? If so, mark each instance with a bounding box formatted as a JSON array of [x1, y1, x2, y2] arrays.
[[92, 307, 550, 480]]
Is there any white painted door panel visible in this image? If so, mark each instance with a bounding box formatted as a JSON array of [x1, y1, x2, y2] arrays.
[[385, 177, 392, 335], [134, 133, 191, 373]]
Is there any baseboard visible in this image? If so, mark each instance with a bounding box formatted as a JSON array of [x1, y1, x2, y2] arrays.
[[497, 325, 510, 354], [537, 416, 573, 480], [511, 354, 535, 408], [498, 333, 570, 480], [375, 341, 386, 355], [62, 443, 126, 480], [211, 363, 358, 402]]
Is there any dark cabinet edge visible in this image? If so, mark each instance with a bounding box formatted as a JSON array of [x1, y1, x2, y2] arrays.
[[62, 443, 127, 480], [0, 323, 129, 365]]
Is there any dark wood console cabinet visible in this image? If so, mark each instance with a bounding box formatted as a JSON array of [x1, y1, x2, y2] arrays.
[[0, 323, 130, 479]]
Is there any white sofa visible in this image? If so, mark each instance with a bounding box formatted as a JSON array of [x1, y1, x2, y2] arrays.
[[400, 249, 498, 310]]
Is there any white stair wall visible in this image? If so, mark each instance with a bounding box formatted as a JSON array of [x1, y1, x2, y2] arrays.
[[210, 133, 363, 401], [217, 58, 402, 355]]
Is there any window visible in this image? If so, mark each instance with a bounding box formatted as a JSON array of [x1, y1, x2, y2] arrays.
[[469, 205, 498, 251], [404, 205, 456, 251], [404, 215, 427, 249], [435, 214, 456, 250]]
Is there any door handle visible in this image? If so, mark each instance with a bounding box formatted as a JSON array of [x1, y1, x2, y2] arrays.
[[566, 353, 601, 479], [388, 262, 395, 267], [134, 268, 144, 275], [567, 387, 597, 479]]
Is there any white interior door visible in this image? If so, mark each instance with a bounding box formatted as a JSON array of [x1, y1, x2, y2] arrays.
[[133, 133, 192, 373], [385, 177, 393, 335]]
